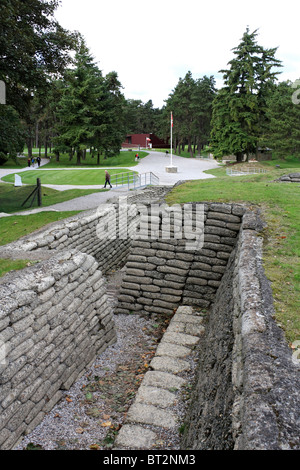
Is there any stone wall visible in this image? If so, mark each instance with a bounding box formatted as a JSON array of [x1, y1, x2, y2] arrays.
[[182, 210, 300, 450]]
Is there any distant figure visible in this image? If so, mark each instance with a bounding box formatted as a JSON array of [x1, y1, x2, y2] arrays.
[[135, 153, 140, 162], [37, 156, 41, 167], [31, 157, 35, 167], [27, 158, 31, 167], [104, 170, 112, 188], [166, 150, 169, 157]]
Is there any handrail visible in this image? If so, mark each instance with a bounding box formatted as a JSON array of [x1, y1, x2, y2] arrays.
[[109, 171, 159, 189]]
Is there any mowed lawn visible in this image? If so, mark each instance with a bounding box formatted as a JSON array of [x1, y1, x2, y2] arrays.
[[2, 168, 134, 186]]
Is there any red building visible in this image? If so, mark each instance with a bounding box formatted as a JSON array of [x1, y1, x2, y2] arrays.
[[122, 133, 169, 149]]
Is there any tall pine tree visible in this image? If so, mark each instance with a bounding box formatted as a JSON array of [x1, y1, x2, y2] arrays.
[[264, 81, 300, 158], [54, 41, 126, 163], [210, 28, 281, 162]]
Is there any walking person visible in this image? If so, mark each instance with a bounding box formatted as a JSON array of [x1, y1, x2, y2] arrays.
[[37, 156, 41, 167], [104, 170, 112, 188]]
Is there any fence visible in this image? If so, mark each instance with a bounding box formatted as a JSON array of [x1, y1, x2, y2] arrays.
[[226, 167, 267, 176], [0, 178, 42, 214], [110, 171, 159, 189]]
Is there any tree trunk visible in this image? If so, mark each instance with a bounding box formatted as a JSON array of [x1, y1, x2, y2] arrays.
[[27, 136, 33, 159], [35, 121, 39, 150], [236, 152, 243, 163], [188, 137, 194, 157], [76, 149, 81, 165]]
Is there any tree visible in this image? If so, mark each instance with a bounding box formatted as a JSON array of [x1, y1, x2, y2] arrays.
[[210, 27, 282, 161], [164, 72, 216, 156], [263, 81, 300, 158], [54, 41, 127, 164], [0, 0, 78, 160], [0, 0, 78, 113], [0, 105, 26, 164], [54, 41, 103, 164], [124, 99, 162, 135]]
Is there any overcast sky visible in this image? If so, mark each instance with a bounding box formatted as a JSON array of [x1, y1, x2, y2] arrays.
[[55, 0, 299, 108]]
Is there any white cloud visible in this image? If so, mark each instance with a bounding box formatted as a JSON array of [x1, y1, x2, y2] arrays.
[[55, 0, 300, 107]]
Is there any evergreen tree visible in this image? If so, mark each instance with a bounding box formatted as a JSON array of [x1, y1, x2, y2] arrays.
[[54, 41, 126, 163], [263, 81, 300, 158], [54, 41, 105, 164], [92, 71, 127, 161], [124, 99, 162, 135], [164, 72, 216, 156], [210, 28, 281, 161]]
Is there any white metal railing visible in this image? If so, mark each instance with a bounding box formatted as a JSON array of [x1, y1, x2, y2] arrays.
[[110, 171, 159, 189], [226, 167, 267, 176]]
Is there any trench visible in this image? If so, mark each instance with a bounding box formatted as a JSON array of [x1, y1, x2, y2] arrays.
[[0, 186, 299, 450]]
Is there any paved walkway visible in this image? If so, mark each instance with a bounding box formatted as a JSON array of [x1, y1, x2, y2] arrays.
[[0, 152, 219, 216]]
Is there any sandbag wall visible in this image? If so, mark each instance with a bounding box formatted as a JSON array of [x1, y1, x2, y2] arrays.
[[0, 203, 139, 450], [0, 249, 115, 450], [116, 202, 246, 316], [3, 204, 136, 276]]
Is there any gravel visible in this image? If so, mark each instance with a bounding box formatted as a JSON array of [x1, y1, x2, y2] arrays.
[[14, 313, 156, 450]]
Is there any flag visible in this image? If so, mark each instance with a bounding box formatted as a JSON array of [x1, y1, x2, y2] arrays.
[[171, 112, 173, 127]]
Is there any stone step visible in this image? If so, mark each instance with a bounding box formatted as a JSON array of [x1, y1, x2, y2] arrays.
[[113, 305, 206, 450]]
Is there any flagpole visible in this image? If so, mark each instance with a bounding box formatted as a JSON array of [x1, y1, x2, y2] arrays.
[[170, 111, 173, 167]]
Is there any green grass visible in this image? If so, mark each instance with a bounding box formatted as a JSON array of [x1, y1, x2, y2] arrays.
[[0, 211, 80, 277], [0, 183, 109, 213], [0, 258, 37, 278], [1, 150, 148, 169], [0, 211, 80, 246], [23, 149, 148, 168], [166, 163, 300, 344], [2, 168, 135, 186]]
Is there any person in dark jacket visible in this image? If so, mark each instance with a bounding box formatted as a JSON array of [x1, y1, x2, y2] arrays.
[[104, 170, 112, 188]]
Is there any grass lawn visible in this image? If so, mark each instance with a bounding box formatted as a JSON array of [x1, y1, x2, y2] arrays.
[[23, 149, 148, 168], [1, 150, 148, 169], [166, 160, 300, 345], [0, 183, 109, 213], [2, 168, 136, 186]]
